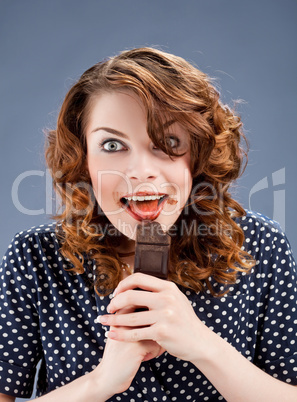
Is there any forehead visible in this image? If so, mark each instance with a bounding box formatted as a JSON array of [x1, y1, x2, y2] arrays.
[[86, 90, 146, 128], [86, 90, 183, 133]]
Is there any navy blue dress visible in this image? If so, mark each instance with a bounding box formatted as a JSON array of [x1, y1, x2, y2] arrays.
[[0, 210, 296, 400]]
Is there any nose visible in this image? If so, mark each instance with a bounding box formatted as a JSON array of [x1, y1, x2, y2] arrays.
[[126, 150, 159, 182]]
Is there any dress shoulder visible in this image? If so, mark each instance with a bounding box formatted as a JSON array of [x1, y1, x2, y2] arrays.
[[236, 209, 283, 233]]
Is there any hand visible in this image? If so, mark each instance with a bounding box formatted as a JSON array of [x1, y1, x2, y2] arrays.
[[99, 273, 205, 363], [93, 307, 164, 396]]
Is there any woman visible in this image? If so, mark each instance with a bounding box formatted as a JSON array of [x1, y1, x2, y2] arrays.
[[0, 47, 296, 401]]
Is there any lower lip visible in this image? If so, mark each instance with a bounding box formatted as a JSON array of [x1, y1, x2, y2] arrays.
[[121, 197, 168, 221]]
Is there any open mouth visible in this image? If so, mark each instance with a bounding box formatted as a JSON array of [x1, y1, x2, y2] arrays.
[[120, 193, 169, 221]]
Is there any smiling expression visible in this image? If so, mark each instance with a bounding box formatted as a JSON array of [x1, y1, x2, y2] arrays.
[[86, 90, 193, 240]]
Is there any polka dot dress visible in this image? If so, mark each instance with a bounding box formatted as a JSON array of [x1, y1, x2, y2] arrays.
[[0, 210, 296, 400]]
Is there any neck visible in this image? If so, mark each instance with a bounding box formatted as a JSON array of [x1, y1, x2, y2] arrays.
[[118, 250, 135, 257], [114, 234, 135, 255]]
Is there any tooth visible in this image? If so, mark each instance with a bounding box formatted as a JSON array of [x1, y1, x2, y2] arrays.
[[125, 194, 167, 202]]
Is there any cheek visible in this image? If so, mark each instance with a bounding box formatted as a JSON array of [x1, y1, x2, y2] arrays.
[[168, 162, 192, 199], [181, 158, 192, 196], [88, 158, 113, 200], [88, 168, 130, 214], [87, 157, 98, 181], [90, 172, 117, 204]]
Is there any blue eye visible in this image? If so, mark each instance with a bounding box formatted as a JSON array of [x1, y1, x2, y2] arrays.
[[154, 136, 180, 150], [165, 136, 179, 148], [101, 140, 125, 152]]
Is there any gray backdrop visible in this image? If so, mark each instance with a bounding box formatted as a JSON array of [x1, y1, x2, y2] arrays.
[[0, 0, 296, 399]]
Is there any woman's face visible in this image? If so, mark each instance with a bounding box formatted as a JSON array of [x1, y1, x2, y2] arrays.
[[86, 90, 192, 240]]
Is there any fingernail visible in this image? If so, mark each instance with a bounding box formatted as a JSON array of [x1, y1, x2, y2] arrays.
[[107, 304, 111, 313], [108, 330, 117, 339], [96, 315, 102, 324], [112, 287, 118, 298], [105, 331, 109, 337], [98, 315, 108, 324]]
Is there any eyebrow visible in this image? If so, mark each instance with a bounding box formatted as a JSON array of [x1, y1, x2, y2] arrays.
[[163, 119, 175, 129], [90, 120, 176, 138], [90, 127, 129, 139]]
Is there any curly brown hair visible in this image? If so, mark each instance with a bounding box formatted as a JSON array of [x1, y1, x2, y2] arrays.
[[46, 47, 254, 296]]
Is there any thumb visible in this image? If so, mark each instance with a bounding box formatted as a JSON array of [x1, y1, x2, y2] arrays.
[[142, 343, 166, 361]]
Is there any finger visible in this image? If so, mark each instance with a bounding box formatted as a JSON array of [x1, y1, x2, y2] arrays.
[[115, 306, 135, 315], [99, 309, 157, 327], [108, 289, 159, 314], [95, 306, 134, 325], [107, 325, 156, 343], [113, 273, 170, 296]]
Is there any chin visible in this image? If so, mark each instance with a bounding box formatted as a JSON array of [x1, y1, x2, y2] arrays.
[[108, 212, 180, 241]]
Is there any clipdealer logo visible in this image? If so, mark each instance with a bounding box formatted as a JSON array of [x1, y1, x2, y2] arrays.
[[248, 167, 285, 230], [11, 167, 286, 231]]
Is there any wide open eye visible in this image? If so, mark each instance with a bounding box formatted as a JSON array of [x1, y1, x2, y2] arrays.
[[165, 136, 180, 149], [154, 136, 180, 151], [101, 140, 126, 152]]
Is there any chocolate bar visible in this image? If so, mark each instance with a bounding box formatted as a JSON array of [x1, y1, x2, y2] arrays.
[[134, 221, 170, 279]]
